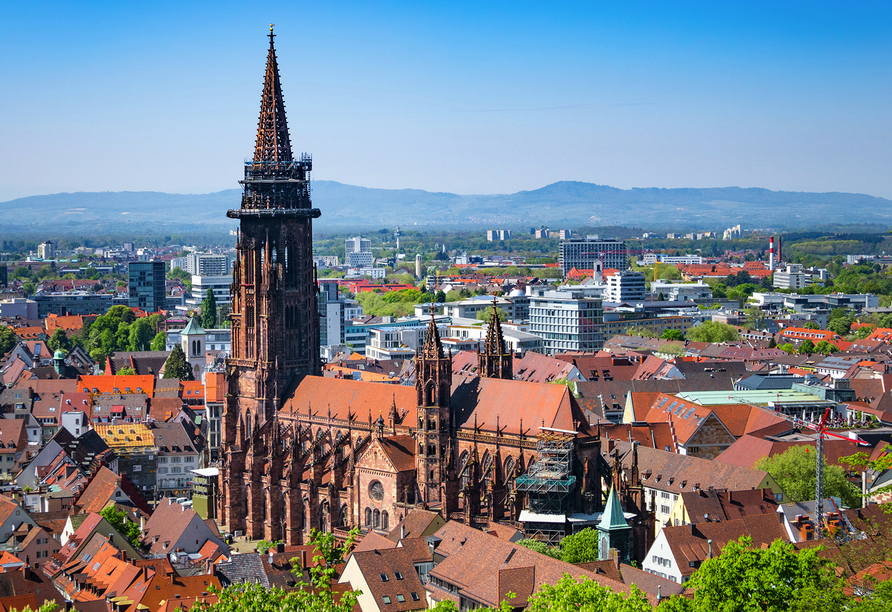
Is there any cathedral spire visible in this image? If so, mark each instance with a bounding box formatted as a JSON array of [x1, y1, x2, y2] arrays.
[[422, 311, 444, 358], [254, 25, 292, 163], [478, 297, 513, 379], [483, 297, 506, 355]]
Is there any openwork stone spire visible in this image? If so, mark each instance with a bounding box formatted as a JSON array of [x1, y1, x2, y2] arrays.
[[254, 26, 292, 163], [478, 297, 513, 379], [422, 312, 444, 359], [483, 297, 506, 355]]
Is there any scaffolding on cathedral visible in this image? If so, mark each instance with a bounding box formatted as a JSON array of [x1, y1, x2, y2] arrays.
[[516, 429, 578, 542]]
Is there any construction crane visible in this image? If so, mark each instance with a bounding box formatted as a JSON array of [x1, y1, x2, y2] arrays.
[[730, 397, 868, 527]]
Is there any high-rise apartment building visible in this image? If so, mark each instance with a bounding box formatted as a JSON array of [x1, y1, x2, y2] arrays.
[[128, 261, 166, 312], [559, 238, 628, 275]]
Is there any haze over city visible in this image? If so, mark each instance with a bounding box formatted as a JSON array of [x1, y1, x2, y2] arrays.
[[2, 1, 891, 202]]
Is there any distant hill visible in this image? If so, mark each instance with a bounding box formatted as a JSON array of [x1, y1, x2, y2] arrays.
[[3, 181, 891, 233]]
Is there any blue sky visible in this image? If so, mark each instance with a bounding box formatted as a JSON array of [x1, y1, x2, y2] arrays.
[[1, 1, 891, 201]]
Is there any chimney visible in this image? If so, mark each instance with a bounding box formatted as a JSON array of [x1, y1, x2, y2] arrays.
[[769, 236, 775, 271], [276, 542, 285, 554], [400, 524, 406, 540]]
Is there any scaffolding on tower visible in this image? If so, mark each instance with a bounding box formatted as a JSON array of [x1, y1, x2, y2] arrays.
[[516, 428, 577, 542]]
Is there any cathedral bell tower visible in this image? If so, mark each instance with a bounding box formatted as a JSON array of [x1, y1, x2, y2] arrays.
[[477, 297, 513, 379], [220, 27, 321, 534], [415, 314, 452, 505]]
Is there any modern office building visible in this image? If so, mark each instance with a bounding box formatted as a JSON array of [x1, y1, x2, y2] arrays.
[[528, 289, 604, 354], [170, 252, 232, 276], [37, 241, 55, 260], [345, 236, 373, 267], [650, 280, 713, 302], [185, 275, 231, 311], [559, 238, 628, 274], [772, 264, 808, 290], [605, 270, 647, 303], [36, 293, 121, 317], [128, 261, 166, 312]]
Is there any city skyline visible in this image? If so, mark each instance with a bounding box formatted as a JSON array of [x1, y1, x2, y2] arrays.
[[2, 1, 891, 201]]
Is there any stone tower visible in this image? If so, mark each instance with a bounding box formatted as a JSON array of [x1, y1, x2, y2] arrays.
[[220, 27, 321, 534], [414, 314, 453, 506], [477, 298, 513, 379]]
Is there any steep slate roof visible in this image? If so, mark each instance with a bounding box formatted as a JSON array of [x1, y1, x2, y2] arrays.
[[214, 553, 270, 588], [107, 351, 170, 378]]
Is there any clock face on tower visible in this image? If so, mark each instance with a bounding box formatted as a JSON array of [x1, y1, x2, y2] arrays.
[[369, 480, 384, 501]]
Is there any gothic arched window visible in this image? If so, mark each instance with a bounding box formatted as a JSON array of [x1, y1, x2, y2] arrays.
[[373, 509, 381, 529], [382, 511, 389, 531], [365, 508, 372, 526]]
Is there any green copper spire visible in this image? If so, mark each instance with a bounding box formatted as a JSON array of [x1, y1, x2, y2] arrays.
[[598, 485, 630, 531]]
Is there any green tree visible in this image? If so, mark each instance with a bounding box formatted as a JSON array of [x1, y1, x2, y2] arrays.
[[191, 527, 360, 612], [435, 290, 446, 303], [22, 282, 35, 296], [201, 288, 218, 329], [626, 326, 656, 338], [799, 339, 816, 354], [853, 326, 873, 340], [657, 537, 847, 612], [688, 321, 738, 343], [779, 342, 796, 354], [744, 307, 766, 330], [255, 540, 282, 554], [516, 539, 563, 560], [128, 318, 154, 351], [755, 445, 860, 507], [827, 316, 853, 336], [661, 329, 684, 341], [476, 306, 507, 322], [802, 321, 820, 330], [150, 331, 167, 352], [528, 575, 653, 612], [559, 528, 600, 564], [100, 505, 142, 548], [0, 327, 18, 355], [163, 344, 194, 381], [813, 340, 836, 355], [117, 366, 136, 376], [47, 329, 71, 353]]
